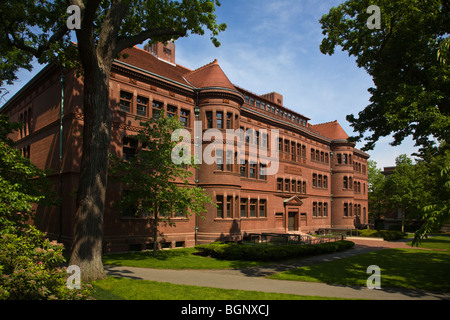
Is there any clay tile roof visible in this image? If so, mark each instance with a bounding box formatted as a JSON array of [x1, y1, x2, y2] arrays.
[[117, 46, 192, 86], [311, 120, 349, 141], [184, 59, 237, 91]]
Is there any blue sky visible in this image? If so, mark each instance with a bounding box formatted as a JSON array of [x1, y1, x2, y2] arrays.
[[0, 0, 419, 169]]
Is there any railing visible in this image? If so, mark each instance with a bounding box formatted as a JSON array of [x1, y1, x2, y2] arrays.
[[245, 232, 345, 246]]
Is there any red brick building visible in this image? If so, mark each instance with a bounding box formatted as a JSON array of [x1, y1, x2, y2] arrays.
[[1, 42, 369, 252]]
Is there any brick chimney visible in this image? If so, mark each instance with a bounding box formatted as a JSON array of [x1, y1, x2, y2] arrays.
[[144, 41, 176, 64], [261, 92, 283, 106]]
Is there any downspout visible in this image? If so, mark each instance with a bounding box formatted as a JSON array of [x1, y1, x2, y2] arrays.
[[58, 72, 65, 242], [194, 89, 200, 246]]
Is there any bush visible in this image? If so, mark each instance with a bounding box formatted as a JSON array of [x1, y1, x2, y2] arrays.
[[0, 226, 93, 300], [195, 240, 355, 262], [358, 229, 406, 241]]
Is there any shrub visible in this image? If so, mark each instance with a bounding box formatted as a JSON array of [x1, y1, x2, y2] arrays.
[[358, 229, 406, 241], [0, 226, 93, 300], [195, 240, 355, 262]]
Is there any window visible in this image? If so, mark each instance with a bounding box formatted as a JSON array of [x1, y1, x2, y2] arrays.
[[261, 133, 268, 148], [120, 91, 133, 113], [206, 111, 213, 129], [240, 199, 248, 217], [259, 200, 267, 218], [343, 176, 348, 189], [324, 203, 328, 217], [249, 199, 257, 217], [303, 181, 307, 194], [284, 140, 289, 153], [180, 109, 190, 127], [217, 196, 224, 218], [311, 148, 315, 161], [226, 150, 233, 171], [291, 180, 296, 193], [318, 203, 323, 217], [297, 180, 302, 194], [259, 164, 267, 180], [226, 196, 233, 218], [123, 137, 138, 161], [240, 161, 247, 177], [337, 154, 342, 164], [152, 100, 164, 119], [216, 150, 224, 171], [167, 105, 177, 118], [136, 96, 149, 116], [284, 179, 290, 192], [277, 178, 283, 191], [313, 202, 317, 217], [344, 203, 349, 217], [312, 174, 318, 187], [249, 163, 257, 179], [318, 175, 322, 188], [324, 176, 328, 189], [226, 113, 233, 129], [216, 112, 223, 129]]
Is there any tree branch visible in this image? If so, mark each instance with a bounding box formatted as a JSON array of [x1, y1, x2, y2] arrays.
[[114, 27, 187, 57]]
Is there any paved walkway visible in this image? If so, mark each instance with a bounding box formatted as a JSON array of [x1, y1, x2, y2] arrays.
[[104, 239, 450, 300]]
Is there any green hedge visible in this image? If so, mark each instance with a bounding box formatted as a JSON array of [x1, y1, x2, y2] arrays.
[[195, 240, 355, 262], [357, 229, 406, 241]]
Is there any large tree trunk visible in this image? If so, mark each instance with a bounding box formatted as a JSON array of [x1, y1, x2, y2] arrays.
[[69, 64, 111, 282]]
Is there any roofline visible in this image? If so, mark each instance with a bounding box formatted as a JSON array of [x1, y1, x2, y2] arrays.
[[0, 62, 59, 115]]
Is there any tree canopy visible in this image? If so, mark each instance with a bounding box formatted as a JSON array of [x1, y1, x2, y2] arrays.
[[320, 0, 450, 152]]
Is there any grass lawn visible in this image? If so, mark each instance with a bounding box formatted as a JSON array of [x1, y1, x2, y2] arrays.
[[268, 248, 450, 292], [407, 234, 450, 250], [102, 248, 270, 270], [92, 277, 349, 300]]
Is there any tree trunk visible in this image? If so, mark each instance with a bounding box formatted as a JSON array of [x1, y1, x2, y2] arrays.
[[69, 65, 111, 282]]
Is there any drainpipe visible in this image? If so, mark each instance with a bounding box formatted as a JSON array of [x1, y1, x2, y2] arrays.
[[58, 72, 65, 242], [194, 89, 200, 246]]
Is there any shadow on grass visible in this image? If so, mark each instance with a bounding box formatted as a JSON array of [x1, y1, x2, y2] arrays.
[[270, 249, 450, 293]]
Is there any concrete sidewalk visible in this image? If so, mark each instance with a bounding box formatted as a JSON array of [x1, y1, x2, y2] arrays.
[[104, 240, 450, 300]]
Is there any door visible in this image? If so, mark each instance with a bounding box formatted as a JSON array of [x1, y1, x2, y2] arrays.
[[288, 212, 299, 231]]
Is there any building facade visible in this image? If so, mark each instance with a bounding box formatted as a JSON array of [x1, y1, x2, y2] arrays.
[[1, 42, 369, 253]]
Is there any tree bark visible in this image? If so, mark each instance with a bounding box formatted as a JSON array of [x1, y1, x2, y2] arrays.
[[69, 64, 111, 282]]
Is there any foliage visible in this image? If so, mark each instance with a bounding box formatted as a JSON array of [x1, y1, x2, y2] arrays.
[[357, 229, 406, 241], [109, 115, 215, 256], [367, 159, 386, 222], [195, 241, 355, 262], [320, 0, 450, 152], [0, 226, 93, 300]]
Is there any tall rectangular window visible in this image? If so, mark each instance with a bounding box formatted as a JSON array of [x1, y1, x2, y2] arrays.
[[206, 111, 213, 129], [259, 200, 267, 218], [217, 196, 224, 219], [249, 163, 257, 179], [216, 150, 224, 171], [226, 196, 233, 218], [167, 105, 177, 118], [136, 96, 149, 116], [249, 199, 257, 217], [120, 91, 133, 113], [240, 199, 248, 217], [180, 109, 190, 127], [152, 100, 164, 119], [226, 150, 233, 171], [123, 137, 138, 161], [226, 113, 233, 129], [216, 112, 223, 129]]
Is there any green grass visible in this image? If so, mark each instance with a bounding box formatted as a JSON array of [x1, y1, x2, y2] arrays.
[[103, 248, 270, 270], [268, 248, 450, 292], [407, 234, 450, 250], [92, 277, 349, 300]]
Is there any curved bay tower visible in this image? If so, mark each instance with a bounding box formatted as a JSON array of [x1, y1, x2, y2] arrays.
[[1, 42, 369, 252]]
